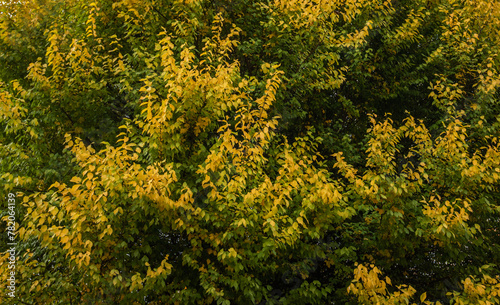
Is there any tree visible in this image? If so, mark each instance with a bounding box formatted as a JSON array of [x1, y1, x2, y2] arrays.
[[1, 0, 499, 304]]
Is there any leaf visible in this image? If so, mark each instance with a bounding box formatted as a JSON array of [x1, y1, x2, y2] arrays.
[[420, 292, 427, 302]]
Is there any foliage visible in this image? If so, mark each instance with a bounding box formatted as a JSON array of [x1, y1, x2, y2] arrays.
[[1, 0, 499, 304]]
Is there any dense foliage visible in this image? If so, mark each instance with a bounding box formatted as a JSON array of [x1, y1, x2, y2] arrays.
[[1, 0, 500, 304]]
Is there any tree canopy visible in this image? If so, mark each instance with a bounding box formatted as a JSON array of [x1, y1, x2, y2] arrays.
[[1, 0, 500, 304]]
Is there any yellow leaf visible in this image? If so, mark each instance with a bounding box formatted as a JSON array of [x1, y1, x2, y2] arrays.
[[420, 292, 427, 302], [297, 217, 305, 227]]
